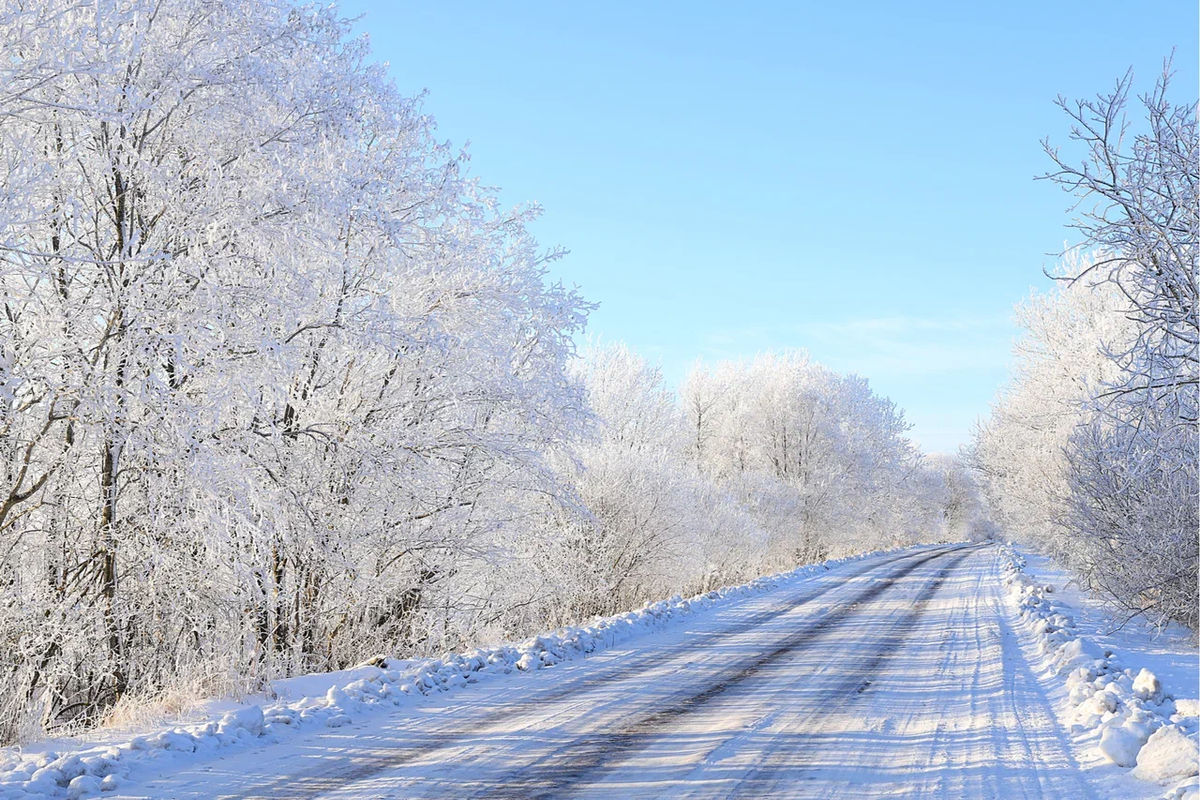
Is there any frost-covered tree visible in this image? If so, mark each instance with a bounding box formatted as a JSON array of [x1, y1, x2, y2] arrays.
[[921, 454, 991, 542], [1043, 62, 1198, 628], [975, 274, 1196, 628], [977, 61, 1198, 630], [682, 352, 926, 562], [0, 0, 588, 740], [972, 276, 1133, 555], [1042, 59, 1197, 411], [541, 345, 763, 622]]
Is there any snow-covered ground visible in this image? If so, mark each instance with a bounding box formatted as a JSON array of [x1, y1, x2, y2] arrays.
[[2, 542, 1195, 799], [1000, 546, 1198, 799]]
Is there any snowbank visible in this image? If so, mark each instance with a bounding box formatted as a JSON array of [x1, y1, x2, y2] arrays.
[[998, 545, 1199, 797], [0, 547, 902, 799]]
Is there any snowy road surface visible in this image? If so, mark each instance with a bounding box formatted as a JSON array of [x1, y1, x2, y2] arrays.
[[115, 544, 1106, 799]]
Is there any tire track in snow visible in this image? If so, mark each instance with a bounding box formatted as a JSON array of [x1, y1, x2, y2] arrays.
[[989, 576, 1098, 800], [722, 547, 971, 798], [471, 546, 971, 799], [222, 545, 961, 800], [718, 546, 1095, 800], [508, 544, 962, 713]]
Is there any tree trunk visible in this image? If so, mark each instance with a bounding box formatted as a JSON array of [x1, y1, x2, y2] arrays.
[[99, 436, 125, 699]]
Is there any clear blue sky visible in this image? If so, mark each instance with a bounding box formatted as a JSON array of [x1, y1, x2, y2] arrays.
[[339, 1, 1197, 454]]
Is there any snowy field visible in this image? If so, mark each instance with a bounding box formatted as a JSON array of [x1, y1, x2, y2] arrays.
[[2, 542, 1195, 799]]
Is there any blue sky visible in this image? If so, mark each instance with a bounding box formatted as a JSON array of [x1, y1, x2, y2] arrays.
[[339, 1, 1197, 453]]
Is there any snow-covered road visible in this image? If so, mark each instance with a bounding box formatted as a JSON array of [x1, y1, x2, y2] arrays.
[[114, 544, 1107, 799]]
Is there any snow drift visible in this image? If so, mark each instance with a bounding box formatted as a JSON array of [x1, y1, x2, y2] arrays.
[[998, 545, 1198, 796]]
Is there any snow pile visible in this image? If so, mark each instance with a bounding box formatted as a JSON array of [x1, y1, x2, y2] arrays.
[[997, 545, 1199, 795], [0, 548, 896, 799]]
